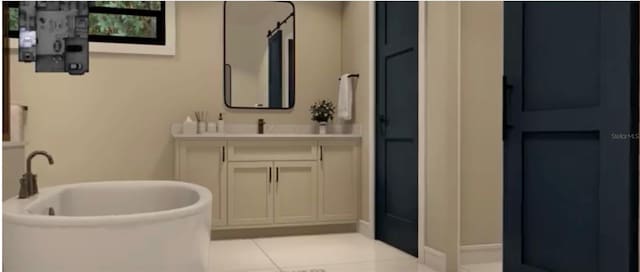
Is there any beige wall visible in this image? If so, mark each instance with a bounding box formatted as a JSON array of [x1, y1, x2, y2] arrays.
[[9, 2, 344, 187], [341, 2, 371, 223], [3, 145, 25, 200], [424, 2, 503, 270], [460, 2, 503, 246], [425, 2, 461, 271], [227, 18, 263, 106]]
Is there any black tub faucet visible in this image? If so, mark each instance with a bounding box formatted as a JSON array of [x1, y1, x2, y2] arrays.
[[19, 151, 54, 199]]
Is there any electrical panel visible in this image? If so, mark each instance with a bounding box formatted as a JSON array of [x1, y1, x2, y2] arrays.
[[18, 1, 89, 75]]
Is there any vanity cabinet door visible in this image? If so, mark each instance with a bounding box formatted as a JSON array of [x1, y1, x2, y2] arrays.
[[228, 162, 274, 226], [273, 161, 318, 224], [176, 140, 227, 227], [318, 141, 359, 222]]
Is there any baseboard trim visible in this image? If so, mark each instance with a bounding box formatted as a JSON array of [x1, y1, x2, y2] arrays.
[[460, 243, 502, 265], [357, 220, 374, 238], [212, 224, 356, 240], [423, 246, 447, 272]]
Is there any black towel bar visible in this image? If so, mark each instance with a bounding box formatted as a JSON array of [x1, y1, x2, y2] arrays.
[[339, 74, 360, 80]]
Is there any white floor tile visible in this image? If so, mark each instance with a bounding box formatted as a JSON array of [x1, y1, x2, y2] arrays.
[[280, 260, 437, 272], [215, 270, 279, 272], [254, 233, 416, 268], [460, 262, 502, 272], [209, 239, 279, 272]]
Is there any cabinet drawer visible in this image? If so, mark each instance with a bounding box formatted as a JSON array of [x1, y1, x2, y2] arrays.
[[228, 141, 317, 161]]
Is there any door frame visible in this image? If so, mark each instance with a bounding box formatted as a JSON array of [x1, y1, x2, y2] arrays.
[[367, 2, 427, 263]]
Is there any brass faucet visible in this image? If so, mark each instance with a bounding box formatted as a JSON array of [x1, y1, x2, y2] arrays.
[[19, 151, 54, 199]]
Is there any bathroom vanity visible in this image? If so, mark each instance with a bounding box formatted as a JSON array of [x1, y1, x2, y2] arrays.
[[173, 129, 360, 231]]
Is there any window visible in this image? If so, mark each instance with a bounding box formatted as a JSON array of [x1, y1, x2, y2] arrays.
[[8, 1, 166, 45]]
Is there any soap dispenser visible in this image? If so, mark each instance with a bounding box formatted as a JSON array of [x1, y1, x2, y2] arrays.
[[217, 113, 225, 133]]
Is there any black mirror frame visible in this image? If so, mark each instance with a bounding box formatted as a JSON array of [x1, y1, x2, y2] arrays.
[[223, 1, 296, 110]]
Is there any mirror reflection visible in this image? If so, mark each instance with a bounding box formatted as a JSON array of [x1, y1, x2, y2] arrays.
[[224, 1, 295, 109]]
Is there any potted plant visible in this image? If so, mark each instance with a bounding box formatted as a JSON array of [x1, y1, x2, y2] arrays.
[[309, 100, 335, 134]]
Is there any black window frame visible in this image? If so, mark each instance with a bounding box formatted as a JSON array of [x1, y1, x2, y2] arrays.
[[7, 1, 166, 45]]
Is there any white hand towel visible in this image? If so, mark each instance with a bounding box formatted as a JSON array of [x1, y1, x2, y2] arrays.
[[337, 74, 353, 121]]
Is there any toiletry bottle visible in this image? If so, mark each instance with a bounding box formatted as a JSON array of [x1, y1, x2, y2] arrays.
[[217, 113, 225, 133], [183, 116, 197, 135]]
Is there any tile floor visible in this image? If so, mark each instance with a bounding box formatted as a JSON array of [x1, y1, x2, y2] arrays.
[[209, 233, 435, 272], [460, 262, 502, 272]]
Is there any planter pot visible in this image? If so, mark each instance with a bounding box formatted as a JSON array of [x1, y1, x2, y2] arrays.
[[318, 122, 328, 134]]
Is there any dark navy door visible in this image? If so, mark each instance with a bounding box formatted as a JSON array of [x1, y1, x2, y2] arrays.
[[375, 1, 418, 257], [504, 2, 638, 272]]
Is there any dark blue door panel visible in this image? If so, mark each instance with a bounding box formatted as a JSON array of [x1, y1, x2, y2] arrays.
[[375, 1, 419, 257], [268, 30, 283, 108], [504, 2, 638, 272]]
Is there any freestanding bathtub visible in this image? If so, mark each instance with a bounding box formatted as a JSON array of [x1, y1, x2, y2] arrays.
[[3, 180, 212, 272]]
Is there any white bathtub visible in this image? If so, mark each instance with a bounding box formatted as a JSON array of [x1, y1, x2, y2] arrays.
[[3, 180, 212, 272]]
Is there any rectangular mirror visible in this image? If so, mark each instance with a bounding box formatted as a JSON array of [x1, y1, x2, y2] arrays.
[[224, 1, 295, 109]]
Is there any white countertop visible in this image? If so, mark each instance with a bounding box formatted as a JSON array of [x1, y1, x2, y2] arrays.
[[172, 132, 361, 140], [171, 123, 361, 140]]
